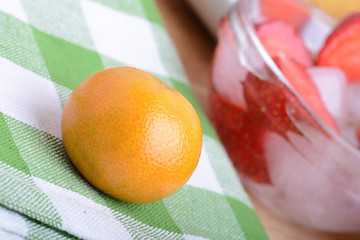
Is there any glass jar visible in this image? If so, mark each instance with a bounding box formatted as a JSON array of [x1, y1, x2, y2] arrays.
[[209, 0, 360, 232]]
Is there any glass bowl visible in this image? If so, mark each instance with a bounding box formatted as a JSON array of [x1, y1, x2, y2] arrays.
[[209, 0, 360, 232]]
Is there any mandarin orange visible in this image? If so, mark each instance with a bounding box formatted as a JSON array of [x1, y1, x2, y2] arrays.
[[61, 67, 202, 203]]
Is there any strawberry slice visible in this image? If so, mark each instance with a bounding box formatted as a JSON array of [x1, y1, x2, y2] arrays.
[[256, 20, 313, 67], [209, 91, 271, 184], [260, 0, 309, 30], [243, 73, 300, 136], [317, 13, 360, 82], [275, 55, 339, 132], [243, 56, 338, 135]]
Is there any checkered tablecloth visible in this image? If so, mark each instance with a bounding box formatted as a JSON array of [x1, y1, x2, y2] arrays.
[[0, 0, 268, 239]]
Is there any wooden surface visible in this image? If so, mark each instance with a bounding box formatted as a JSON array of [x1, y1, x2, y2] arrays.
[[154, 1, 360, 239]]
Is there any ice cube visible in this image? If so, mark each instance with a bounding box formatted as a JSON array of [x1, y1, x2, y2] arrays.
[[307, 67, 347, 123], [338, 122, 359, 148], [212, 20, 248, 109], [299, 13, 335, 54], [345, 80, 360, 125], [246, 130, 360, 231]]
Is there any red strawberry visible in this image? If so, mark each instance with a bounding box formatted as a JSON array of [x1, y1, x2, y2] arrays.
[[209, 90, 271, 184], [243, 73, 300, 136], [317, 13, 360, 82], [275, 55, 339, 132], [256, 20, 313, 67], [242, 55, 338, 136], [259, 0, 309, 30]]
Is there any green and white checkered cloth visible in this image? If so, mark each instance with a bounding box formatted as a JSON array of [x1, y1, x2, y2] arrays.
[[0, 0, 268, 239]]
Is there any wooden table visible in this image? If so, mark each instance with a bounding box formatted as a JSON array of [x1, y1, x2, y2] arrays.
[[155, 1, 360, 239]]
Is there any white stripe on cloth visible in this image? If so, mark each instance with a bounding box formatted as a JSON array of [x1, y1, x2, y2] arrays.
[[33, 176, 189, 239], [115, 213, 184, 239], [0, 0, 28, 23], [203, 136, 253, 208], [184, 235, 210, 240], [0, 57, 63, 140], [0, 229, 25, 240], [81, 0, 168, 77], [33, 177, 132, 240], [0, 205, 28, 239], [186, 144, 224, 195]]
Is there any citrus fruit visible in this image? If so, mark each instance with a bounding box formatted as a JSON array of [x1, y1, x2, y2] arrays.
[[317, 13, 360, 82], [61, 67, 202, 203]]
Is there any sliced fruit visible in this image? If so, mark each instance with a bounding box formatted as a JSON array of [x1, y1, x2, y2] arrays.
[[317, 13, 360, 81], [209, 91, 271, 184], [243, 73, 300, 136], [260, 0, 310, 30], [275, 55, 339, 131], [242, 55, 338, 137], [256, 20, 313, 67]]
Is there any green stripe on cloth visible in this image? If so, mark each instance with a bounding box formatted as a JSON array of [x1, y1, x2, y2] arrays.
[[140, 0, 165, 26], [0, 162, 62, 229], [0, 11, 49, 79], [0, 113, 30, 174], [25, 215, 76, 240], [91, 0, 164, 27], [32, 27, 104, 90], [104, 200, 183, 235], [91, 0, 145, 20], [226, 197, 269, 240], [109, 210, 184, 240], [0, 205, 75, 240], [20, 0, 96, 50], [164, 186, 246, 240], [26, 220, 75, 240]]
